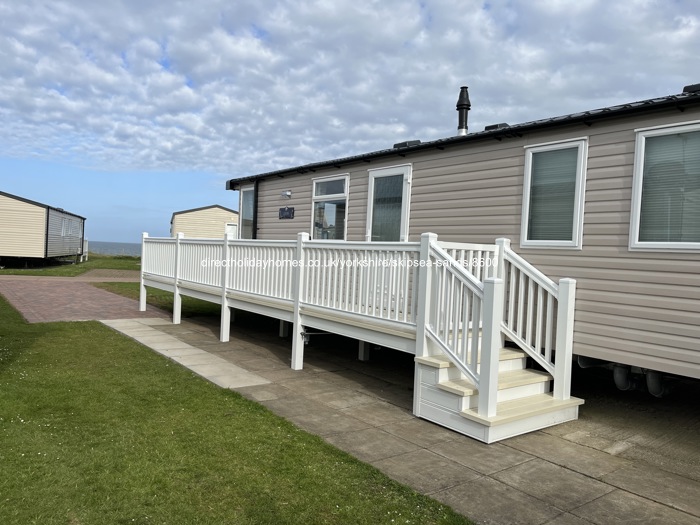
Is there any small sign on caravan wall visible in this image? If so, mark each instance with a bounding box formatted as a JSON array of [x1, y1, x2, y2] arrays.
[[279, 207, 295, 219]]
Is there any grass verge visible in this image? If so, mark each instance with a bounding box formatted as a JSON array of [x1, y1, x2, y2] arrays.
[[0, 253, 140, 276], [0, 295, 472, 525], [93, 282, 220, 318]]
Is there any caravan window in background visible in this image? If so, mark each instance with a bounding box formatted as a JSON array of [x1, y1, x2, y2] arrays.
[[520, 138, 587, 249], [630, 122, 700, 250], [311, 175, 348, 240], [239, 187, 255, 239]]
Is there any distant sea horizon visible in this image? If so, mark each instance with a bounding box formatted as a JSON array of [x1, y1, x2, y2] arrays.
[[89, 240, 141, 257]]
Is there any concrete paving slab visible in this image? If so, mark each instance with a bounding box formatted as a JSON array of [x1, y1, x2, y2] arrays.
[[136, 318, 172, 326], [381, 418, 461, 448], [279, 377, 343, 397], [372, 449, 481, 494], [601, 462, 700, 516], [260, 396, 330, 419], [235, 357, 292, 371], [492, 458, 613, 512], [340, 400, 413, 426], [434, 476, 561, 525], [160, 347, 207, 358], [174, 353, 230, 367], [206, 373, 270, 390], [234, 383, 296, 402], [571, 489, 700, 525], [148, 341, 194, 351], [543, 513, 594, 525], [430, 438, 534, 476], [132, 334, 181, 345], [505, 432, 631, 478], [291, 406, 372, 437], [255, 367, 315, 382], [323, 427, 419, 463], [308, 387, 377, 410]]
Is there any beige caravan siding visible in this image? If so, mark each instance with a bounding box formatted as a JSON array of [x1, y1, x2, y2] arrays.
[[407, 107, 700, 378], [0, 194, 46, 257], [46, 209, 84, 257], [248, 105, 700, 378], [172, 207, 238, 238], [255, 164, 374, 241]]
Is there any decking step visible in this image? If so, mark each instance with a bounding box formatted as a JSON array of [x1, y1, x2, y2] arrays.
[[415, 347, 526, 369], [460, 393, 584, 427], [436, 368, 550, 397], [498, 369, 551, 389], [438, 378, 477, 396]]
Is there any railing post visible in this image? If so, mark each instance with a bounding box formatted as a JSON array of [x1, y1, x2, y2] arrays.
[[291, 232, 309, 370], [494, 238, 510, 281], [173, 232, 184, 325], [415, 233, 438, 359], [220, 233, 232, 342], [478, 277, 504, 418], [494, 238, 510, 327], [554, 278, 576, 400], [139, 232, 148, 311], [413, 233, 437, 416]]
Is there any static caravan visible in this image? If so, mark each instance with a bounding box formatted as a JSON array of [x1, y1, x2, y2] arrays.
[[170, 205, 239, 238], [140, 84, 699, 442], [0, 190, 86, 260], [226, 85, 700, 391]]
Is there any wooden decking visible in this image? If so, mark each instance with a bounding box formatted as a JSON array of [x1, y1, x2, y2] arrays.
[[140, 232, 582, 443]]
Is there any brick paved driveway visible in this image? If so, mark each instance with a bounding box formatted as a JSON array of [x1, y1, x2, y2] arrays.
[[0, 270, 169, 323]]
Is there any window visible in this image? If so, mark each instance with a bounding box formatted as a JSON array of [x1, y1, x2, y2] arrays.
[[239, 186, 255, 239], [312, 175, 348, 240], [521, 139, 587, 249], [366, 164, 412, 242], [630, 122, 700, 250]]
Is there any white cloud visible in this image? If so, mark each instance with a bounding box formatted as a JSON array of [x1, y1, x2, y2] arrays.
[[0, 0, 698, 179]]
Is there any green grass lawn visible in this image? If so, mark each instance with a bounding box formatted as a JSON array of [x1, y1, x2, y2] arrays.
[[0, 253, 140, 276], [94, 282, 221, 318], [0, 295, 472, 525]]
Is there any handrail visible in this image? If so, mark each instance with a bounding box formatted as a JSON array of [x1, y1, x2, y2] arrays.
[[497, 238, 576, 400], [140, 233, 575, 406]]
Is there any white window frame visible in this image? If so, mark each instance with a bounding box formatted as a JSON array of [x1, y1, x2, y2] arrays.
[[520, 138, 588, 249], [629, 120, 700, 252], [239, 185, 255, 239], [310, 174, 349, 240], [365, 164, 412, 242]]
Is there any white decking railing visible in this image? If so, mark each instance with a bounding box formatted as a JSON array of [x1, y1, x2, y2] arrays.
[[140, 232, 576, 417]]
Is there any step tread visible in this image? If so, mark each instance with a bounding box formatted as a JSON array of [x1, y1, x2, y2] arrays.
[[498, 368, 552, 389], [437, 378, 477, 396], [435, 368, 550, 396], [460, 394, 584, 427], [415, 347, 526, 369]]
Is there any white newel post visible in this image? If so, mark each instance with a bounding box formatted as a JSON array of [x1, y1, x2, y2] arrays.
[[173, 232, 184, 325], [413, 232, 437, 416], [220, 234, 232, 342], [495, 238, 510, 282], [554, 278, 576, 400], [139, 232, 148, 311], [415, 233, 437, 359], [291, 232, 309, 370], [478, 277, 504, 418]]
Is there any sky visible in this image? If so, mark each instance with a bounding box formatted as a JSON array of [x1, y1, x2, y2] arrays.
[[0, 0, 699, 242]]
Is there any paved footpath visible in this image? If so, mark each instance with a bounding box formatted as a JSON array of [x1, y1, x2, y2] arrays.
[[1, 272, 699, 525], [0, 270, 168, 322]]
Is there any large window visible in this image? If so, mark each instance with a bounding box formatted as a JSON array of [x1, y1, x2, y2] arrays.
[[521, 139, 587, 249], [239, 186, 255, 239], [366, 165, 412, 242], [630, 122, 700, 250], [312, 175, 348, 240]]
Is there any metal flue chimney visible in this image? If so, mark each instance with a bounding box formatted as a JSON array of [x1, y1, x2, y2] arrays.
[[456, 86, 471, 136]]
